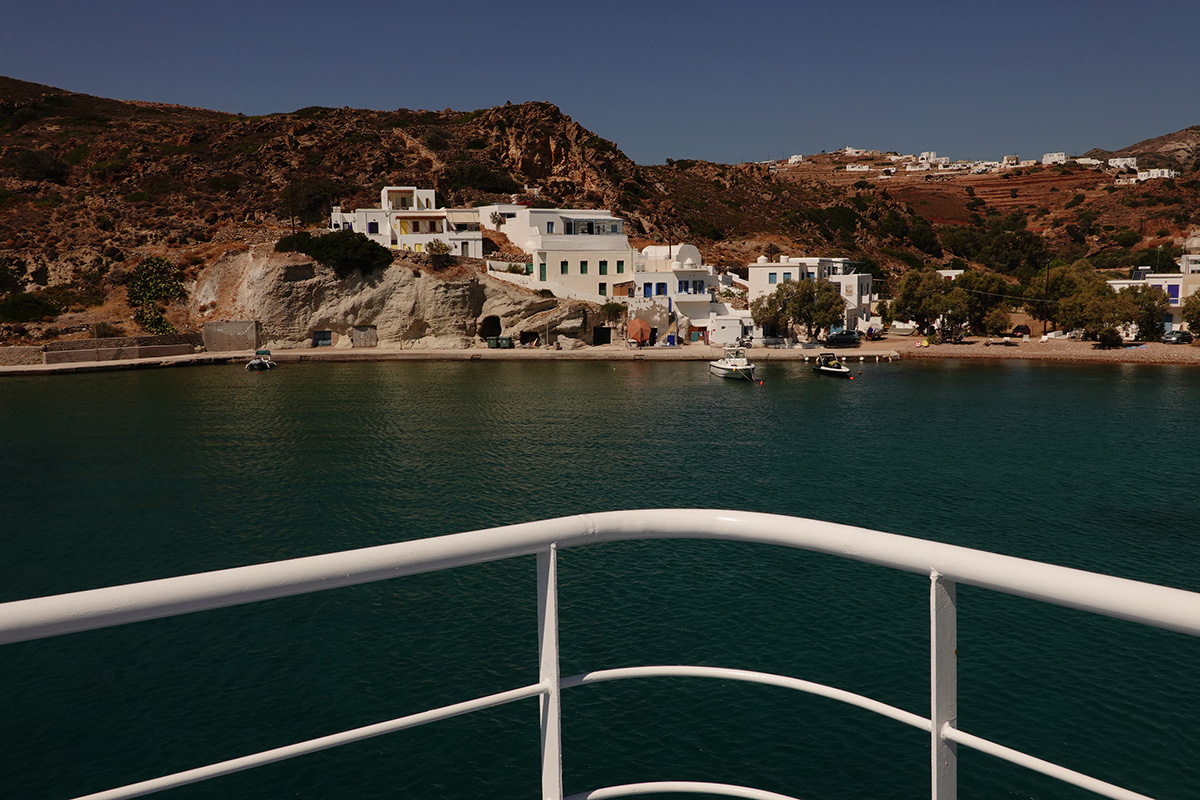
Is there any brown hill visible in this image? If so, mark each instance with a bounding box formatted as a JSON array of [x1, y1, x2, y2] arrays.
[[2, 76, 1199, 342], [1084, 125, 1200, 171]]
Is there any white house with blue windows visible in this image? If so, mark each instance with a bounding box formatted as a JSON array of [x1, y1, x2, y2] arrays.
[[1106, 250, 1200, 333], [329, 186, 484, 258]]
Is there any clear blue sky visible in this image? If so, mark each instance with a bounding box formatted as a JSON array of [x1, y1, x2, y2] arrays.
[[3, 0, 1197, 166]]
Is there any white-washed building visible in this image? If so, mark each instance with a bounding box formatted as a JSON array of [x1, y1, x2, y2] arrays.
[[478, 204, 637, 301], [1108, 157, 1138, 170], [329, 187, 484, 258], [1042, 152, 1067, 165], [1137, 168, 1181, 181]]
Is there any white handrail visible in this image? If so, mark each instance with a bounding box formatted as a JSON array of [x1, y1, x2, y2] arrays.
[[561, 665, 930, 731], [3, 509, 1197, 800], [71, 683, 547, 800], [565, 782, 801, 800], [3, 509, 1199, 644]]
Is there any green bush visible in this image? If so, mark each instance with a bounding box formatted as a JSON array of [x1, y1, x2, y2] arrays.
[[91, 322, 122, 338], [1114, 230, 1142, 248], [0, 292, 59, 323], [279, 230, 393, 277], [126, 257, 184, 333], [1095, 327, 1122, 349], [275, 231, 313, 253], [13, 149, 70, 183]]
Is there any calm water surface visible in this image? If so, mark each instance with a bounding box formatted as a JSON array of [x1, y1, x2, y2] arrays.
[[1, 359, 1198, 800]]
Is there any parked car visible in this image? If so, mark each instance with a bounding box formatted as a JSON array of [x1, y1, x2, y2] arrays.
[[1011, 325, 1032, 337], [824, 330, 861, 347], [1162, 330, 1194, 344]]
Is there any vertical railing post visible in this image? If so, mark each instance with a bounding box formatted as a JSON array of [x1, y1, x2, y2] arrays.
[[930, 571, 957, 800], [538, 544, 563, 800]]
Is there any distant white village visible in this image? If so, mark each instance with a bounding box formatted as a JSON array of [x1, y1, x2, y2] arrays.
[[785, 146, 1180, 184], [330, 187, 877, 346]]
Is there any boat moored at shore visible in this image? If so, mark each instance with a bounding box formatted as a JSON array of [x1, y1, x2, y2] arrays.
[[708, 347, 756, 381]]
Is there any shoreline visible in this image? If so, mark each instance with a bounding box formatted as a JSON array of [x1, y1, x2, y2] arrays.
[[2, 337, 1199, 376]]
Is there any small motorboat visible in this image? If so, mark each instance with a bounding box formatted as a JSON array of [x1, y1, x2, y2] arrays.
[[709, 347, 756, 381], [812, 352, 851, 378], [246, 349, 276, 371]]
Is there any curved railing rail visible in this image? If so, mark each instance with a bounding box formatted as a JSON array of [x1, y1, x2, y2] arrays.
[[2, 509, 1198, 800]]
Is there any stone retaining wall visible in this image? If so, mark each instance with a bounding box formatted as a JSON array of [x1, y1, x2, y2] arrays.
[[43, 333, 202, 352], [0, 347, 45, 366], [43, 344, 196, 364]]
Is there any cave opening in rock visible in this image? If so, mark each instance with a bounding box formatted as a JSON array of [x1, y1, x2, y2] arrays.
[[479, 316, 502, 340]]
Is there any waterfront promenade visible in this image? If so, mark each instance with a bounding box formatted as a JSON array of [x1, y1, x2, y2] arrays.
[[4, 335, 1200, 376]]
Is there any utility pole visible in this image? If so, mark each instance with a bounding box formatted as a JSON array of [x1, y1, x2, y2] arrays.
[[1043, 262, 1051, 334]]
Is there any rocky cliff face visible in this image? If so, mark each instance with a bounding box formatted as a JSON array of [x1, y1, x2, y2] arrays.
[[191, 247, 571, 349]]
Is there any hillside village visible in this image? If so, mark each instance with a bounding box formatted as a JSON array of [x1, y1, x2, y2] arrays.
[[3, 76, 1200, 358]]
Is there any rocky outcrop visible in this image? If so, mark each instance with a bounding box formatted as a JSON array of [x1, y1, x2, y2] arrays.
[[190, 247, 571, 348]]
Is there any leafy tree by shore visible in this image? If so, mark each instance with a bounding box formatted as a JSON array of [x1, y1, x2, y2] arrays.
[[1181, 291, 1200, 332], [891, 268, 948, 333], [750, 279, 844, 340]]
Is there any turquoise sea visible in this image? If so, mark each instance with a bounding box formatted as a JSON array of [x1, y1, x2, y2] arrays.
[[1, 359, 1198, 800]]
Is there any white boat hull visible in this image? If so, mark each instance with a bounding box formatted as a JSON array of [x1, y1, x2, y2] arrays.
[[709, 362, 755, 381]]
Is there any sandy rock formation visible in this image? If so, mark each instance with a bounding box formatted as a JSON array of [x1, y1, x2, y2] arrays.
[[190, 246, 569, 349]]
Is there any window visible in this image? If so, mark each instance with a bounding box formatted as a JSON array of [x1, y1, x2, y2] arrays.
[[656, 283, 667, 296], [617, 260, 625, 274], [678, 281, 688, 294], [367, 222, 379, 234], [564, 221, 574, 235], [783, 272, 792, 282], [580, 261, 588, 274], [1169, 285, 1180, 303], [332, 223, 341, 230], [561, 260, 569, 275], [599, 283, 607, 296], [599, 260, 608, 275], [693, 280, 705, 294], [415, 243, 423, 252], [547, 221, 555, 234], [769, 272, 777, 284]]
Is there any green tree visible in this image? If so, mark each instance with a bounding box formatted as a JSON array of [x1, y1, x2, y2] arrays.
[[278, 177, 344, 225], [1120, 285, 1168, 342], [750, 282, 795, 338], [955, 269, 1011, 332], [891, 268, 949, 333], [752, 279, 847, 340], [1181, 291, 1200, 332], [984, 306, 1011, 336], [1057, 280, 1134, 340]]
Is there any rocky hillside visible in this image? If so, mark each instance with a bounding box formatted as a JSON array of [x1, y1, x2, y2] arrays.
[[1085, 125, 1200, 172], [2, 75, 1199, 343]]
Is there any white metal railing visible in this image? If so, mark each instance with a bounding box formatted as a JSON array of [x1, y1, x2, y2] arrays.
[[3, 509, 1199, 800]]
